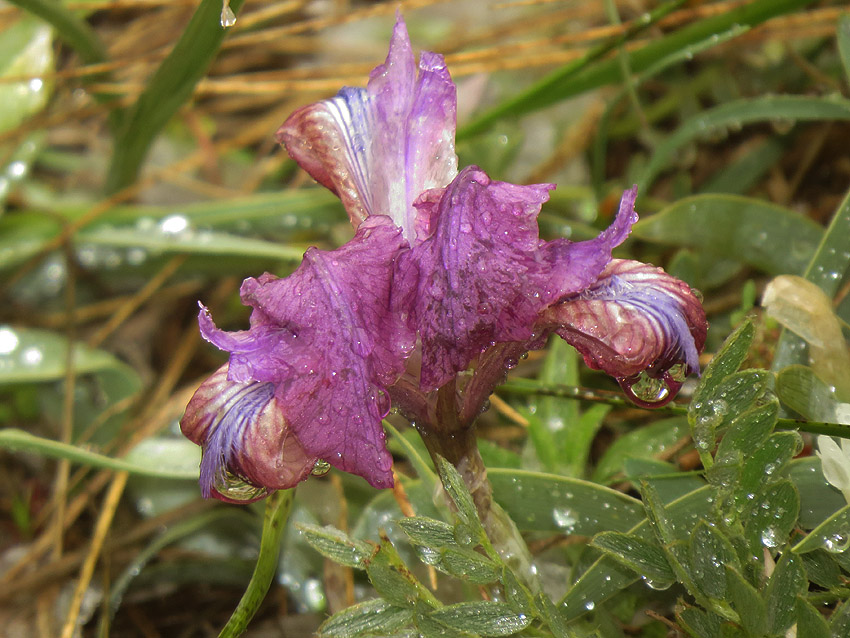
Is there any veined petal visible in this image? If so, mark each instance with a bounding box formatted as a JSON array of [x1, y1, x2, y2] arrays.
[[541, 259, 707, 407], [276, 15, 457, 240], [394, 166, 555, 391], [198, 216, 414, 489], [180, 365, 316, 503]]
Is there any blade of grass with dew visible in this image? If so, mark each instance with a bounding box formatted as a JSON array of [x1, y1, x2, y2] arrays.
[[218, 489, 295, 638], [458, 0, 817, 140], [105, 0, 246, 194], [631, 193, 823, 276], [637, 96, 850, 192], [772, 183, 850, 370], [0, 429, 199, 479]]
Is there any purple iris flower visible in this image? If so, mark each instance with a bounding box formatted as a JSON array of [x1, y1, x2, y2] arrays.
[[181, 16, 707, 502]]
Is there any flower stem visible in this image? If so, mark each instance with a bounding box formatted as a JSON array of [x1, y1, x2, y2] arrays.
[[218, 489, 294, 638]]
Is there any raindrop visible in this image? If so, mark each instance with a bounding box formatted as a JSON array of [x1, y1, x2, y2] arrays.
[[21, 347, 43, 366], [584, 600, 595, 611], [213, 468, 267, 502], [823, 531, 850, 554], [221, 0, 237, 27], [760, 526, 780, 548], [159, 214, 189, 235], [552, 507, 577, 533], [311, 459, 331, 477], [0, 327, 19, 354]]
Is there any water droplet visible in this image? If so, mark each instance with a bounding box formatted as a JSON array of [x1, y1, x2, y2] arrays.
[[823, 531, 850, 553], [311, 459, 331, 477], [213, 468, 267, 502], [552, 507, 577, 532], [21, 347, 42, 366], [0, 327, 19, 354], [584, 600, 595, 611], [760, 526, 780, 548], [220, 0, 237, 27], [159, 214, 189, 235]]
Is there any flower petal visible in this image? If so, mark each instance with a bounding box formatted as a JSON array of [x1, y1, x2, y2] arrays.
[[817, 436, 850, 496], [181, 365, 316, 503], [199, 216, 414, 488], [394, 166, 555, 390], [276, 15, 457, 239], [541, 259, 707, 407]]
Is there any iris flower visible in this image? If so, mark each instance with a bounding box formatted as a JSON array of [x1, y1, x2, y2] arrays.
[[181, 16, 707, 503]]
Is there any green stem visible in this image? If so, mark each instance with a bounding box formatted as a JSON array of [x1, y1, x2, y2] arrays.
[[218, 489, 295, 638]]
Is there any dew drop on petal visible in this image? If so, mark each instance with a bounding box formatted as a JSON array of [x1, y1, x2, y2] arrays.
[[213, 467, 268, 502], [311, 459, 331, 477]]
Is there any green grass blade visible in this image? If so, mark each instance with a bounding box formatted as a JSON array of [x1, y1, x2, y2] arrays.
[[105, 0, 245, 194], [458, 0, 816, 140], [218, 489, 295, 638], [7, 0, 107, 65], [638, 96, 850, 192], [0, 428, 199, 479], [838, 13, 850, 88]]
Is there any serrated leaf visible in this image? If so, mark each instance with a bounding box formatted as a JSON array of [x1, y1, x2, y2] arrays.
[[689, 522, 739, 599], [765, 551, 807, 635], [743, 480, 799, 554], [398, 517, 458, 549], [725, 566, 766, 636], [796, 596, 831, 638], [591, 531, 675, 584], [428, 602, 531, 637], [692, 320, 755, 408], [317, 599, 413, 638], [296, 523, 373, 569]]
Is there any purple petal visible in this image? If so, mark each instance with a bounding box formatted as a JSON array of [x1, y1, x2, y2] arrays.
[[541, 259, 707, 407], [541, 185, 638, 299], [276, 15, 457, 240], [394, 166, 555, 391], [199, 216, 414, 488], [181, 365, 317, 503]]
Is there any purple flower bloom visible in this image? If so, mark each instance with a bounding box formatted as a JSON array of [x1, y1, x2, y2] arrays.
[[181, 15, 707, 501]]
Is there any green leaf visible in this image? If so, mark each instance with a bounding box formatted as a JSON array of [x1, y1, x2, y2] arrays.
[[489, 468, 644, 534], [689, 521, 739, 599], [591, 531, 675, 584], [792, 504, 850, 554], [714, 399, 779, 470], [295, 523, 373, 569], [593, 417, 690, 484], [692, 320, 755, 408], [743, 480, 799, 554], [799, 549, 842, 589], [676, 607, 722, 638], [0, 15, 53, 134], [427, 602, 531, 637], [639, 96, 850, 190], [435, 457, 484, 537], [458, 0, 817, 138], [0, 429, 198, 479], [839, 14, 850, 88], [634, 196, 823, 276], [795, 597, 832, 638], [725, 567, 766, 636], [690, 370, 771, 455], [737, 433, 802, 510], [501, 568, 535, 616], [640, 481, 678, 545], [776, 366, 842, 421], [105, 0, 246, 193], [765, 551, 807, 635], [623, 458, 705, 504], [436, 547, 501, 585], [317, 599, 413, 638], [398, 517, 457, 549], [365, 538, 436, 608], [7, 0, 106, 66], [831, 598, 850, 637], [787, 457, 849, 529]]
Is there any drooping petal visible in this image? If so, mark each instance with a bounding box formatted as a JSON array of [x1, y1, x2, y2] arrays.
[[394, 166, 556, 391], [541, 259, 707, 407], [199, 216, 414, 488], [181, 365, 317, 503], [276, 15, 457, 239]]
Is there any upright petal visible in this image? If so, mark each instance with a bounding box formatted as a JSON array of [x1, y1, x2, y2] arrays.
[[181, 365, 317, 503], [276, 15, 457, 239], [199, 216, 414, 488], [394, 166, 555, 391], [541, 259, 707, 407]]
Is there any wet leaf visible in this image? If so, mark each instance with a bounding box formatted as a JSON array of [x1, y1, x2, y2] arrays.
[[295, 523, 373, 569], [427, 602, 531, 637], [765, 551, 807, 635], [591, 531, 675, 583], [317, 599, 413, 638]]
